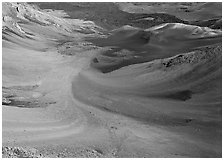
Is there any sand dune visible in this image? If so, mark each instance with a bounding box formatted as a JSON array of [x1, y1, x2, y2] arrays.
[[2, 2, 222, 158]]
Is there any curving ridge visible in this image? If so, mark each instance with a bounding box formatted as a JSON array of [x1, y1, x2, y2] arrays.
[[73, 44, 221, 120], [74, 23, 222, 157], [2, 2, 222, 158], [73, 25, 222, 157], [88, 23, 221, 73]]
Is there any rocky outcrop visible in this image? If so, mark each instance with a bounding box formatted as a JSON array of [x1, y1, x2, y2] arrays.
[[2, 97, 11, 105], [161, 45, 221, 68], [2, 147, 43, 158]]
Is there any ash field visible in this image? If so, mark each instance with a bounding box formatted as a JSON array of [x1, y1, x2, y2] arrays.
[[2, 2, 222, 158]]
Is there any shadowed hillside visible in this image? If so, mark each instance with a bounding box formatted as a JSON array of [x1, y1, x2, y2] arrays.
[[88, 23, 221, 73], [32, 2, 186, 30]]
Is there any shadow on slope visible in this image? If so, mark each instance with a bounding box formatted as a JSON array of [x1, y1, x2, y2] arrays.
[[88, 23, 221, 73], [32, 2, 186, 30], [117, 2, 222, 22], [72, 45, 221, 126]]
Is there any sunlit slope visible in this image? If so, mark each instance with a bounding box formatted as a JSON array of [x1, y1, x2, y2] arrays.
[[2, 2, 101, 49], [2, 2, 101, 146], [2, 2, 101, 84]]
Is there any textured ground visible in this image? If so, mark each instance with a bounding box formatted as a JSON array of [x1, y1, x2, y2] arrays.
[[2, 2, 222, 158]]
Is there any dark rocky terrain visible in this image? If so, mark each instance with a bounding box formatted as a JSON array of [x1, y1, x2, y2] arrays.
[[32, 2, 187, 30]]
